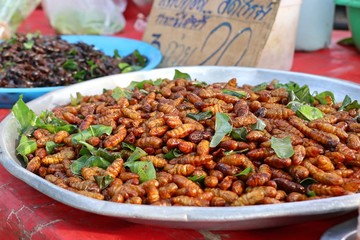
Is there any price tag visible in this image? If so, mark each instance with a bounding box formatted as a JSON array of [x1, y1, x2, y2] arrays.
[[142, 0, 280, 67]]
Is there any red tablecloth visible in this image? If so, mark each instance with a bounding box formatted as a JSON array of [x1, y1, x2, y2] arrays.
[[1, 4, 360, 240]]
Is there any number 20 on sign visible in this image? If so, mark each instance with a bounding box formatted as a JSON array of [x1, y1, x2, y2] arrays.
[[143, 0, 280, 68]]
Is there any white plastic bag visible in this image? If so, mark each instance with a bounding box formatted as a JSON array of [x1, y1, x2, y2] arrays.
[[0, 0, 40, 39], [42, 0, 127, 35]]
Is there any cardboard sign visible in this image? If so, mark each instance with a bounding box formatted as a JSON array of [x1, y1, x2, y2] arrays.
[[142, 0, 280, 68]]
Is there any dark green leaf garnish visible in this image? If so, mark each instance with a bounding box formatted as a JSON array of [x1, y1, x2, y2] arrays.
[[70, 92, 84, 106], [121, 142, 136, 151], [125, 160, 156, 183], [224, 149, 248, 155], [210, 113, 232, 148], [234, 167, 253, 177], [94, 175, 114, 190], [270, 136, 294, 158], [186, 111, 213, 121], [70, 155, 89, 174], [113, 49, 121, 58], [112, 87, 132, 101], [290, 85, 314, 105], [188, 175, 206, 182], [314, 91, 335, 105], [45, 141, 57, 154], [127, 79, 164, 90], [250, 118, 266, 131], [23, 40, 34, 50], [74, 70, 87, 81], [300, 177, 317, 187], [132, 50, 146, 66], [230, 127, 248, 141], [71, 125, 112, 144], [173, 69, 191, 81], [164, 148, 183, 160], [252, 82, 267, 92], [222, 89, 247, 98], [11, 96, 38, 133], [296, 105, 324, 121], [339, 95, 360, 111], [127, 147, 148, 162], [62, 59, 78, 71], [16, 134, 37, 164]]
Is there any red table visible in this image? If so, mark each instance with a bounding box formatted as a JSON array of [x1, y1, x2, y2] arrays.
[[1, 4, 360, 240]]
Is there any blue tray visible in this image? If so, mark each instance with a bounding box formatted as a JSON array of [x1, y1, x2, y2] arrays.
[[0, 35, 162, 109]]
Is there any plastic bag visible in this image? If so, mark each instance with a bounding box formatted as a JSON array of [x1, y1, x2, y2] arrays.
[[42, 0, 127, 35], [0, 0, 41, 39]]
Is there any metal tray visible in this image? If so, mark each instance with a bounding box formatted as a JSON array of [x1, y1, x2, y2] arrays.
[[321, 218, 358, 240], [1, 66, 360, 230]]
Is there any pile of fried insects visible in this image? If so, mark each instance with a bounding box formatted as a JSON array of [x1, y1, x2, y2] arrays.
[[0, 33, 147, 88], [13, 70, 360, 206]]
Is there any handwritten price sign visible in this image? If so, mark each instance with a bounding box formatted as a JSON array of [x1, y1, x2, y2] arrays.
[[142, 0, 280, 68]]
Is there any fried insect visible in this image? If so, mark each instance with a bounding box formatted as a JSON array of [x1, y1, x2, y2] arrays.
[[103, 125, 127, 148], [41, 147, 76, 165]]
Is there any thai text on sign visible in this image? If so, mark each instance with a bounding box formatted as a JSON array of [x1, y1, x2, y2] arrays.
[[143, 0, 280, 67]]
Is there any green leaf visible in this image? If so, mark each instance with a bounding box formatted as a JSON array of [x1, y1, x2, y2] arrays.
[[222, 89, 247, 98], [11, 96, 38, 133], [45, 141, 57, 154], [287, 101, 304, 112], [307, 190, 316, 197], [16, 134, 37, 164], [234, 167, 253, 177], [164, 148, 183, 160], [296, 105, 324, 121], [70, 155, 89, 174], [314, 91, 335, 105], [188, 175, 205, 183], [210, 113, 232, 148], [86, 60, 97, 77], [74, 70, 87, 81], [192, 81, 208, 87], [230, 127, 248, 141], [127, 147, 147, 162], [68, 49, 78, 56], [126, 79, 165, 90], [94, 175, 114, 190], [125, 161, 156, 183], [339, 95, 360, 111], [78, 141, 119, 162], [186, 111, 213, 121], [173, 69, 191, 81], [132, 49, 146, 67], [70, 92, 84, 106], [112, 87, 132, 101], [37, 111, 77, 133], [277, 81, 300, 92], [23, 40, 34, 50], [71, 125, 112, 144], [70, 155, 111, 174], [121, 142, 136, 151], [270, 136, 294, 158], [87, 155, 111, 168], [62, 59, 78, 71], [291, 85, 314, 105], [252, 82, 267, 92], [224, 149, 248, 155], [118, 62, 130, 70], [300, 177, 317, 187], [250, 118, 266, 131], [113, 49, 121, 58]]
